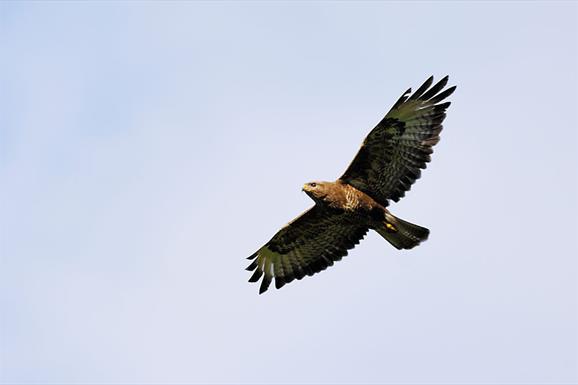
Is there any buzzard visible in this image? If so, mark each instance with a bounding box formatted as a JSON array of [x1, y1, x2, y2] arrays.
[[247, 76, 456, 294]]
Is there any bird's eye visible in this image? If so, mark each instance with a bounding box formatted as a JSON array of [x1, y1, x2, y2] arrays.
[[310, 183, 317, 187]]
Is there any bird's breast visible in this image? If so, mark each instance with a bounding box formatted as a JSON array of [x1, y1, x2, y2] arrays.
[[344, 184, 384, 212], [343, 187, 361, 210]]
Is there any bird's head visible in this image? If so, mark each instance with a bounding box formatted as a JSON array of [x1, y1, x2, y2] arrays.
[[302, 181, 330, 202]]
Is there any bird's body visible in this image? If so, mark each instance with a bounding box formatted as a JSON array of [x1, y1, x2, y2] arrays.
[[247, 76, 456, 294], [303, 181, 392, 230], [304, 181, 381, 212]]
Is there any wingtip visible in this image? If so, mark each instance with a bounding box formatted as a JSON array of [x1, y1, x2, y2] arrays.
[[429, 85, 457, 104], [408, 76, 434, 101], [259, 274, 272, 294], [436, 75, 449, 88], [248, 268, 263, 282], [245, 259, 258, 271], [275, 276, 286, 289]]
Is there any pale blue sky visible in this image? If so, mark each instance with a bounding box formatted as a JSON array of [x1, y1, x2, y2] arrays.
[[1, 2, 577, 384]]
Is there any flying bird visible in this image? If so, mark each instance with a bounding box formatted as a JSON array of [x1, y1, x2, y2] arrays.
[[247, 76, 456, 294]]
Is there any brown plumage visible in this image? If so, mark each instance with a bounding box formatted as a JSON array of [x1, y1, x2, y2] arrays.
[[247, 76, 456, 294]]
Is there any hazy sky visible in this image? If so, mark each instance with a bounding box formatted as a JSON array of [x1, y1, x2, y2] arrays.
[[1, 2, 577, 384]]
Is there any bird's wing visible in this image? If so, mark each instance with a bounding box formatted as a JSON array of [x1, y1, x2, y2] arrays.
[[246, 206, 368, 294], [339, 76, 456, 207]]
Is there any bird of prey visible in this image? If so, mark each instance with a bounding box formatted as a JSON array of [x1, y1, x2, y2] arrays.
[[247, 76, 456, 294]]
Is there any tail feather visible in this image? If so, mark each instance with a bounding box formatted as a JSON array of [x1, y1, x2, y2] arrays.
[[376, 213, 429, 250]]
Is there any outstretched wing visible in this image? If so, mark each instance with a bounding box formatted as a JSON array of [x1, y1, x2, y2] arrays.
[[246, 206, 368, 294], [340, 76, 456, 207]]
